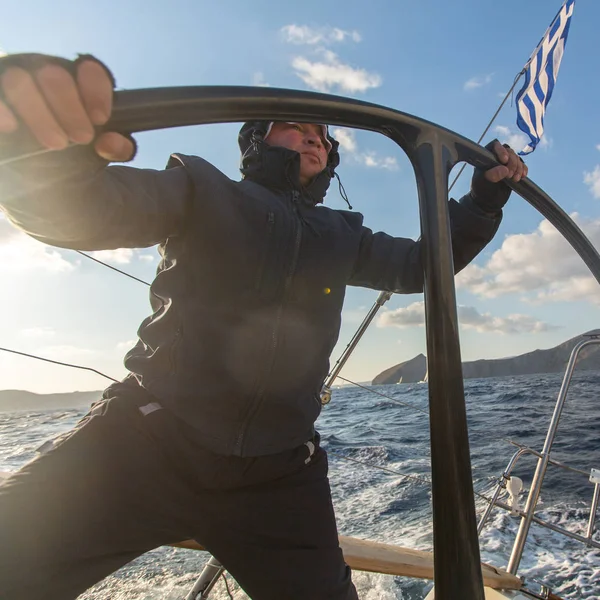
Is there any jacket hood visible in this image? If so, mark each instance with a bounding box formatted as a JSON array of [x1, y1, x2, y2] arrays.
[[238, 121, 340, 206]]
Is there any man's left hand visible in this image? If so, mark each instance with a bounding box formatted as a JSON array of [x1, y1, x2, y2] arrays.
[[483, 140, 528, 183], [470, 139, 528, 215]]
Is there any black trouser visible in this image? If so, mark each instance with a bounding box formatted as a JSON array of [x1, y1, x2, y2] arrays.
[[0, 389, 357, 600]]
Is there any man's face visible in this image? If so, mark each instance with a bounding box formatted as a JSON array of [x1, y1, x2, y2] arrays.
[[264, 122, 331, 186]]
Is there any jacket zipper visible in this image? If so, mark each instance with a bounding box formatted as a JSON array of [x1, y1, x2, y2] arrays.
[[169, 327, 182, 373], [233, 191, 303, 454], [254, 211, 276, 291]]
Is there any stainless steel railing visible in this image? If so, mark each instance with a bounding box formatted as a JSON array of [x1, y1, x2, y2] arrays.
[[475, 332, 600, 574]]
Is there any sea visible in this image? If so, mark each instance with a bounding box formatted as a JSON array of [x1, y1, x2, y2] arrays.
[[1, 371, 599, 600]]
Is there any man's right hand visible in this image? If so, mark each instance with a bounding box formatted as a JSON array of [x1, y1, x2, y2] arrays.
[[0, 55, 134, 162]]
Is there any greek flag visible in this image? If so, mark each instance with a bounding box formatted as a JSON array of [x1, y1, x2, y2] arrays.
[[516, 0, 575, 155]]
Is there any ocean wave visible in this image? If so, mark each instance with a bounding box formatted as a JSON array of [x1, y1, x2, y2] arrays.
[[2, 372, 599, 598]]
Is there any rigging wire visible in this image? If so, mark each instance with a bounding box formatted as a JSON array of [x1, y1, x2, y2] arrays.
[[76, 251, 152, 286], [335, 376, 429, 415], [0, 346, 503, 510], [0, 337, 443, 493], [336, 451, 499, 508], [447, 69, 526, 194], [1, 245, 516, 462], [0, 347, 119, 383], [2, 221, 538, 489], [328, 450, 432, 487], [0, 340, 545, 519], [328, 449, 498, 508]]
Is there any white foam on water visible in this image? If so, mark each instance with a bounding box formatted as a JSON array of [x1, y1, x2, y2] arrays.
[[353, 571, 403, 599], [477, 501, 600, 597], [2, 374, 599, 599]]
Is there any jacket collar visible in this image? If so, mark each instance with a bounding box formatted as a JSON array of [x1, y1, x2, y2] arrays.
[[238, 121, 339, 207]]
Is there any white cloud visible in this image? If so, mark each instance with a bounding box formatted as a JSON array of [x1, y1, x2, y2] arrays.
[[281, 25, 361, 45], [292, 50, 381, 94], [494, 125, 551, 154], [464, 74, 493, 91], [457, 306, 557, 334], [584, 165, 600, 199], [494, 125, 529, 153], [377, 301, 555, 334], [90, 248, 134, 264], [457, 214, 600, 304], [253, 72, 270, 87], [331, 127, 398, 171], [0, 216, 74, 273], [596, 144, 600, 152], [138, 253, 156, 263], [21, 327, 55, 338], [538, 135, 552, 150], [332, 128, 358, 153], [362, 153, 398, 171], [377, 302, 425, 328]]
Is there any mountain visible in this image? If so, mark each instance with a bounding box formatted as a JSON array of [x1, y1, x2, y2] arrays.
[[372, 331, 600, 385], [0, 390, 101, 413], [372, 354, 427, 385]]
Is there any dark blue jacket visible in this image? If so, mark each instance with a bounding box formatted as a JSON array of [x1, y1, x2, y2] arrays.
[[0, 129, 501, 456]]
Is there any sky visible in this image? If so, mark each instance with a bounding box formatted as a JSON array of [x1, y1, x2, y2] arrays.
[[1, 0, 600, 394]]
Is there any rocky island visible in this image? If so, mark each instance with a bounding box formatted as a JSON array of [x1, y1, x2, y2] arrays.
[[372, 331, 600, 385]]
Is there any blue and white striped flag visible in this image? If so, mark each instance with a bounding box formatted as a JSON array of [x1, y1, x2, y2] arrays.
[[516, 0, 575, 155]]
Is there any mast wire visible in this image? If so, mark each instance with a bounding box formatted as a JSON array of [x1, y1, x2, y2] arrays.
[[0, 347, 119, 383], [76, 251, 151, 286]]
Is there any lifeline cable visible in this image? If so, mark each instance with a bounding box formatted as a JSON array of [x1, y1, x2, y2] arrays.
[[0, 237, 529, 457], [0, 343, 443, 489], [76, 251, 151, 286], [328, 449, 500, 509], [0, 347, 119, 382], [335, 375, 429, 415]]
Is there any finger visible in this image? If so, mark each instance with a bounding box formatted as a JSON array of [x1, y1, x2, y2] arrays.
[[76, 59, 113, 126], [0, 99, 18, 132], [513, 157, 525, 182], [2, 67, 68, 149], [484, 165, 509, 183], [511, 154, 525, 181], [504, 149, 520, 179], [94, 131, 134, 162], [35, 64, 95, 144], [493, 141, 509, 164]]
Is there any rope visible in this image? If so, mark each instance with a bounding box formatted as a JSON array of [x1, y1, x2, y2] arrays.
[[221, 573, 234, 599], [335, 376, 429, 415]]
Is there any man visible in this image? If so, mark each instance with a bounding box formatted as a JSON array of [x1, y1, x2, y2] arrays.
[[0, 54, 526, 600]]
